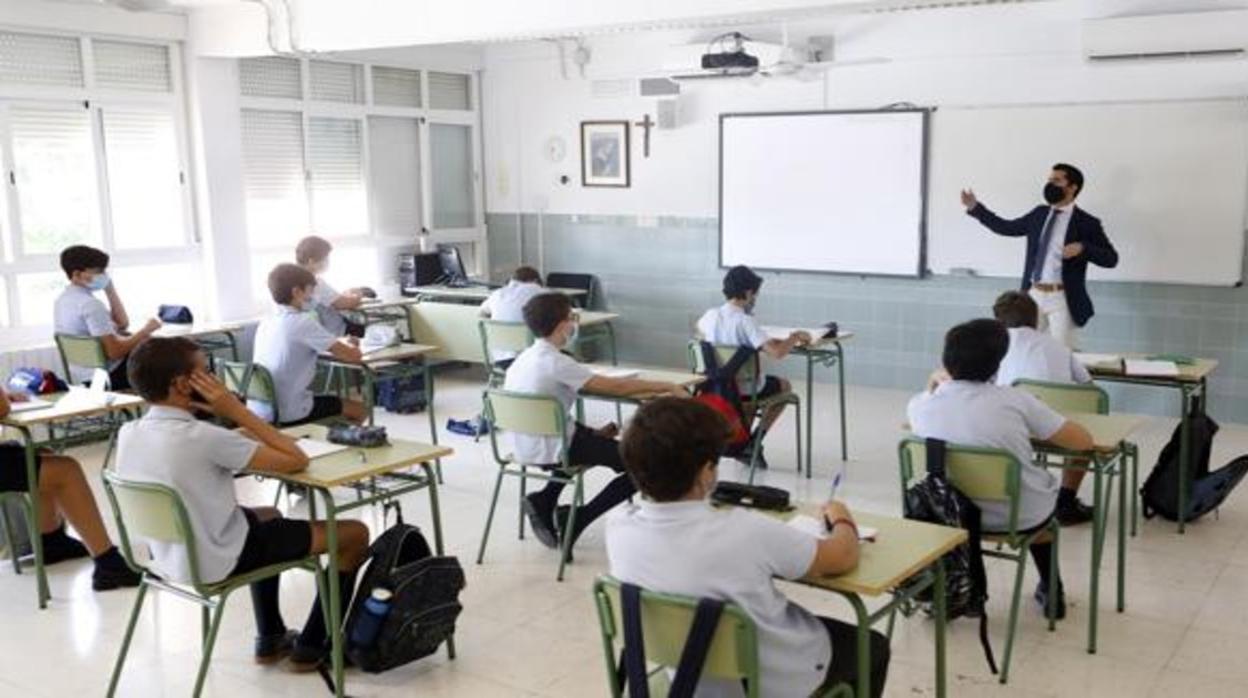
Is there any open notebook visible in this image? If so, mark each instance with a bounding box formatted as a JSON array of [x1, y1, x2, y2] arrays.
[[787, 514, 878, 541], [296, 439, 350, 459]]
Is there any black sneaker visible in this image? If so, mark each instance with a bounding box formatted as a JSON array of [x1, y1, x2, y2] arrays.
[[522, 494, 559, 549], [255, 629, 299, 665], [1056, 498, 1095, 526], [1034, 582, 1067, 620], [92, 548, 141, 591], [40, 530, 91, 565]]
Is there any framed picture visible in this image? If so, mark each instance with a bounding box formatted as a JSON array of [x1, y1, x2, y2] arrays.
[[580, 120, 631, 187]]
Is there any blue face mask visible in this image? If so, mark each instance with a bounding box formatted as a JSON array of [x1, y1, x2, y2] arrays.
[[566, 321, 580, 347], [86, 272, 110, 292]]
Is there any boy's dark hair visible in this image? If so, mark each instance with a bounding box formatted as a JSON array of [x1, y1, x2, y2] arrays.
[[268, 263, 317, 305], [722, 265, 763, 300], [1053, 162, 1084, 197], [621, 397, 731, 502], [128, 337, 200, 402], [523, 292, 572, 338], [942, 319, 1010, 382], [295, 236, 333, 265], [512, 266, 543, 284], [992, 290, 1039, 329], [60, 245, 110, 279]]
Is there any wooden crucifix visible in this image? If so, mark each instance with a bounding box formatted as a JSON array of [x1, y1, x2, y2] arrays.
[[634, 113, 654, 157]]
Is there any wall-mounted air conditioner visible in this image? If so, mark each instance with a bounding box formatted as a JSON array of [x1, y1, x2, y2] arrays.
[[1083, 11, 1248, 61]]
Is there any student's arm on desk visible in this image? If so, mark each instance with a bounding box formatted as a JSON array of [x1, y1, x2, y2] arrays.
[[99, 318, 162, 360], [327, 336, 363, 363], [806, 501, 860, 577], [582, 375, 688, 399], [759, 332, 811, 361], [188, 371, 309, 474], [330, 291, 364, 311], [1046, 420, 1094, 453]]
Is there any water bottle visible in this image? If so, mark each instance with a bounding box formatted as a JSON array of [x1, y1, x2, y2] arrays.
[[349, 588, 393, 649]]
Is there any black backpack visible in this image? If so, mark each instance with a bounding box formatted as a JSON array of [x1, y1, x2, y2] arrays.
[[618, 582, 724, 698], [344, 522, 465, 673], [693, 342, 758, 459], [1141, 397, 1248, 522], [901, 438, 998, 675]]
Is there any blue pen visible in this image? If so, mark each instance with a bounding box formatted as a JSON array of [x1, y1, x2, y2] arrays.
[[824, 472, 844, 532]]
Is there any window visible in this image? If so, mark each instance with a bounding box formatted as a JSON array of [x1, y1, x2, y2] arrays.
[[429, 123, 475, 229], [368, 116, 421, 238], [241, 109, 309, 245], [428, 72, 471, 110], [92, 40, 172, 92], [240, 56, 302, 99], [101, 108, 186, 249], [307, 117, 366, 236], [309, 61, 363, 104], [0, 31, 83, 88], [10, 104, 101, 255], [371, 67, 420, 108]]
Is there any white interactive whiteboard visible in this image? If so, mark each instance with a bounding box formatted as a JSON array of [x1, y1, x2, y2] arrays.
[[719, 110, 928, 277], [929, 100, 1248, 285]]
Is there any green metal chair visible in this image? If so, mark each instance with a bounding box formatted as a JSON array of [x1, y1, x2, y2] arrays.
[[1012, 378, 1140, 535], [101, 470, 327, 698], [898, 437, 1060, 685], [478, 319, 534, 387], [687, 341, 802, 484], [54, 333, 109, 386], [217, 360, 283, 424], [478, 389, 584, 582], [592, 575, 852, 698]]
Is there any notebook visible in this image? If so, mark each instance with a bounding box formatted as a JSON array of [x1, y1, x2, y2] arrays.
[[592, 368, 639, 379], [296, 439, 350, 459], [787, 514, 878, 541], [7, 397, 53, 413], [1124, 359, 1179, 377], [1073, 352, 1123, 368]]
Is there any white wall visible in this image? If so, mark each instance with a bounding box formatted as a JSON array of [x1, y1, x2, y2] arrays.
[[481, 0, 1248, 218]]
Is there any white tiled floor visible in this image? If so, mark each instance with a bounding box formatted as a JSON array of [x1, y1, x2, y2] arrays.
[[7, 366, 1248, 697]]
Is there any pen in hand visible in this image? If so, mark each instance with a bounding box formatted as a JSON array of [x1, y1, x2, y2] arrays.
[[824, 472, 843, 533]]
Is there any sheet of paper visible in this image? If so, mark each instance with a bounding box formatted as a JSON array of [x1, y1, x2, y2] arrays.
[[786, 514, 878, 541], [1073, 352, 1122, 367], [592, 368, 639, 379], [296, 439, 350, 459], [59, 386, 115, 409], [1125, 359, 1179, 377], [7, 397, 52, 413]]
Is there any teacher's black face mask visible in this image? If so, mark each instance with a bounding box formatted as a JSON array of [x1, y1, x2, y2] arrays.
[[1043, 182, 1066, 205]]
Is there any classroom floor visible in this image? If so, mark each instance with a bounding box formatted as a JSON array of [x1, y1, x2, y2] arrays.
[[5, 366, 1248, 697]]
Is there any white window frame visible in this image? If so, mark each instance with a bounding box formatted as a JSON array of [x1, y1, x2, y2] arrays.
[[0, 30, 198, 343], [239, 58, 487, 278]]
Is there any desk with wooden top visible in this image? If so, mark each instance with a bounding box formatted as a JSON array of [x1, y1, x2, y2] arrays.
[[1033, 411, 1143, 654], [576, 363, 705, 410], [763, 327, 855, 472], [1084, 354, 1218, 534], [1, 391, 145, 608], [739, 507, 965, 698], [406, 284, 588, 304], [254, 424, 453, 698]]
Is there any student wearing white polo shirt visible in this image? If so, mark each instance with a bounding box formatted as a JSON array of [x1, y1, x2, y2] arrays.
[[993, 290, 1095, 526], [115, 337, 369, 669], [504, 292, 687, 554], [295, 236, 367, 337], [608, 397, 886, 697], [53, 245, 162, 388], [695, 265, 809, 462], [908, 319, 1094, 619], [479, 265, 547, 367], [251, 264, 366, 426]]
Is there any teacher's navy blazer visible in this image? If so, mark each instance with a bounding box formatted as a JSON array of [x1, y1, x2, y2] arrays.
[[968, 203, 1119, 327]]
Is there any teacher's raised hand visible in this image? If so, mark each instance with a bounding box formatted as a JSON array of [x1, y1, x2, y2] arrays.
[[959, 188, 978, 211]]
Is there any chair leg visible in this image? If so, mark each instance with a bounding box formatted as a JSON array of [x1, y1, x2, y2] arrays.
[[476, 468, 506, 564], [1049, 524, 1060, 632], [794, 401, 805, 478], [999, 550, 1029, 684], [518, 466, 527, 540], [107, 582, 149, 697], [201, 606, 210, 648], [193, 601, 228, 698], [0, 502, 20, 575], [1129, 443, 1139, 537], [556, 475, 583, 582], [746, 430, 762, 486]]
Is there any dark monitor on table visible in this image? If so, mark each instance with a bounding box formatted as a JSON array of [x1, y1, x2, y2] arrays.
[[437, 245, 468, 283]]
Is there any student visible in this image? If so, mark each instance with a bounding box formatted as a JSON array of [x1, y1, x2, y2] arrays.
[[295, 236, 367, 337], [504, 292, 686, 552], [115, 337, 369, 669], [993, 290, 1095, 525], [53, 245, 162, 388], [908, 319, 1094, 618], [0, 392, 139, 590], [696, 265, 809, 460], [608, 397, 887, 697], [479, 265, 547, 367], [251, 264, 366, 426]]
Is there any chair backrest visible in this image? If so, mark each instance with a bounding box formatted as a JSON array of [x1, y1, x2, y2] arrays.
[[216, 361, 280, 423], [478, 319, 534, 365], [592, 575, 760, 697], [685, 341, 761, 398], [1012, 379, 1109, 415], [483, 389, 568, 465], [54, 334, 108, 379], [546, 272, 597, 308], [406, 301, 486, 363], [101, 469, 205, 588], [898, 437, 1025, 534]]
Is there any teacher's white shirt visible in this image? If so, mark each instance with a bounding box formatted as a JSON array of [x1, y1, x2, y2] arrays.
[[1037, 203, 1074, 283]]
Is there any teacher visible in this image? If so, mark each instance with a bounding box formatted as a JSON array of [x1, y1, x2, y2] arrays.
[[961, 163, 1118, 348]]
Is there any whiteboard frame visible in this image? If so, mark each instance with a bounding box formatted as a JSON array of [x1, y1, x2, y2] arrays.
[[717, 108, 933, 279]]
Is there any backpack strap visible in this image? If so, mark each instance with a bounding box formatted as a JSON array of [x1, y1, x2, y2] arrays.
[[668, 598, 726, 698], [924, 438, 948, 480], [958, 497, 999, 676], [619, 583, 650, 698]]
